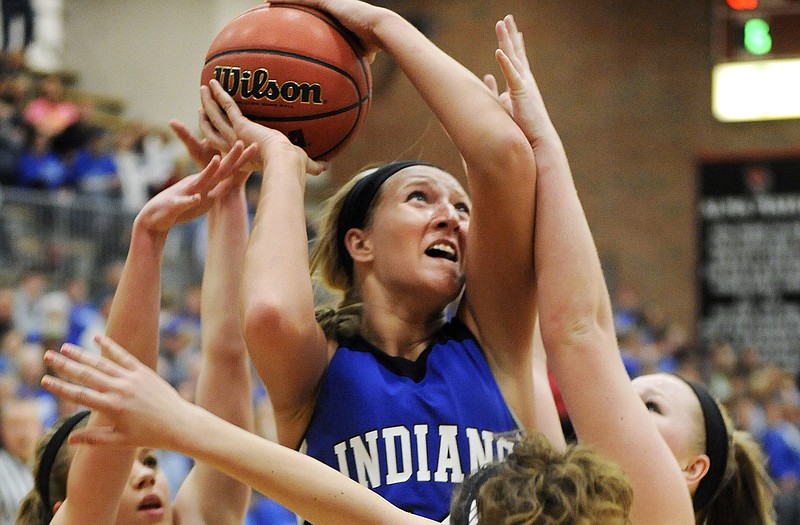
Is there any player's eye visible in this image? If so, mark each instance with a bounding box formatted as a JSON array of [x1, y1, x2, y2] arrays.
[[645, 400, 662, 414], [142, 454, 159, 469], [407, 190, 427, 202]]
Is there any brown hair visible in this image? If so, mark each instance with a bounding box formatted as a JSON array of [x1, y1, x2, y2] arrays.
[[309, 165, 382, 339], [15, 412, 89, 525], [694, 418, 776, 525], [450, 433, 632, 525], [309, 166, 381, 295]]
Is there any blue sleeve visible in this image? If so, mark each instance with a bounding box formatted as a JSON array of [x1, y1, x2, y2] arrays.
[[763, 429, 799, 481]]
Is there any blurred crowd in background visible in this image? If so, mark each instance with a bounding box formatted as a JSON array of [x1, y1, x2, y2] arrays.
[[0, 10, 799, 525], [0, 51, 296, 524]]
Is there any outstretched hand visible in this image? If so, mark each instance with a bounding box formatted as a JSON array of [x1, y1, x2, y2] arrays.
[[135, 139, 258, 234], [42, 336, 191, 449], [169, 119, 219, 170], [199, 79, 328, 178], [484, 15, 557, 147]]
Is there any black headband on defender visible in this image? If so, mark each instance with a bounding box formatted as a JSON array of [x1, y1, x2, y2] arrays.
[[448, 462, 504, 525], [336, 160, 435, 276], [36, 409, 91, 522], [678, 378, 729, 511]]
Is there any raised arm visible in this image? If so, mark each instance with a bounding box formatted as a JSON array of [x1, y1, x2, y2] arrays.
[[490, 16, 694, 525], [53, 143, 255, 525], [42, 339, 434, 525], [269, 0, 540, 427], [168, 120, 255, 525], [198, 82, 329, 447]]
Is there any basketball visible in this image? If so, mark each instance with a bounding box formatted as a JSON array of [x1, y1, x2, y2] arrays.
[[201, 4, 372, 160]]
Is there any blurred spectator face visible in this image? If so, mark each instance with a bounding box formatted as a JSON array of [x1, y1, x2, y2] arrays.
[[711, 341, 737, 375], [65, 278, 88, 304], [0, 374, 18, 405], [1, 329, 24, 355], [615, 283, 640, 310], [2, 71, 30, 104], [731, 394, 757, 430], [19, 270, 46, 299], [765, 398, 786, 426], [104, 260, 125, 293], [740, 346, 761, 372], [728, 373, 749, 399], [749, 365, 783, 402], [0, 398, 43, 462], [40, 75, 64, 101], [16, 344, 44, 386], [0, 287, 13, 323], [161, 329, 190, 357], [183, 286, 201, 317]]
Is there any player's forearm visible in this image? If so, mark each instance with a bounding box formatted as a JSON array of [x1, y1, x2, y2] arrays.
[[202, 188, 249, 362], [177, 403, 431, 525], [242, 147, 315, 327], [534, 147, 613, 354], [197, 187, 253, 427], [105, 215, 166, 370], [371, 11, 532, 174]]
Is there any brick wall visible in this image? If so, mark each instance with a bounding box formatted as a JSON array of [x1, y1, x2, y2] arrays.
[[324, 0, 800, 340]]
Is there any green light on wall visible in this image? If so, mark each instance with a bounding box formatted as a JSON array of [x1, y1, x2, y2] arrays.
[[744, 18, 773, 55]]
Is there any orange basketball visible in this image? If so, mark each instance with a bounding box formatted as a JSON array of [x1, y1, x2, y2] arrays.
[[201, 4, 372, 160]]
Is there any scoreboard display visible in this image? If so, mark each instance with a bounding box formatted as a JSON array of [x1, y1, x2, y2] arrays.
[[719, 4, 800, 59], [712, 1, 800, 121], [698, 152, 800, 373]]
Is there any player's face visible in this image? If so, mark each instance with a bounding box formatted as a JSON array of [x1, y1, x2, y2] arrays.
[[363, 166, 470, 306], [115, 448, 172, 525], [631, 373, 703, 469]]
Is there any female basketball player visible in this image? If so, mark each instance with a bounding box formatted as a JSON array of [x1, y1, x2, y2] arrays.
[[484, 14, 775, 525], [40, 11, 775, 525], [196, 0, 561, 519], [40, 335, 633, 525], [16, 135, 261, 525], [196, 0, 558, 520]]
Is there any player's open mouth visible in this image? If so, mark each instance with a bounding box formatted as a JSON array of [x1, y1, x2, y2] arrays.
[[138, 494, 163, 513], [425, 242, 457, 262]]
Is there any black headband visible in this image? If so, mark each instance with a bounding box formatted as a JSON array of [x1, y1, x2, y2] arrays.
[[449, 462, 504, 525], [335, 160, 435, 277], [36, 409, 91, 522], [678, 378, 729, 511]]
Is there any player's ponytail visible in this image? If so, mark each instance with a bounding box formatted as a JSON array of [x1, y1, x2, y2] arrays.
[[696, 427, 776, 525]]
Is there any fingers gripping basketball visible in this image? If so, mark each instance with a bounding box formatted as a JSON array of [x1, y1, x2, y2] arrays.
[[201, 4, 372, 160]]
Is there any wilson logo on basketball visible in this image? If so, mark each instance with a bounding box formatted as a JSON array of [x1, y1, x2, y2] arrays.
[[213, 66, 323, 105]]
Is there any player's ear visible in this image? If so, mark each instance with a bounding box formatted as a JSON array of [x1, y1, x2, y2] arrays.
[[345, 228, 373, 263], [683, 454, 711, 491]]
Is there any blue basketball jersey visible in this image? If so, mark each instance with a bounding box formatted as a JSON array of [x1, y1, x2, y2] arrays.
[[301, 318, 520, 522]]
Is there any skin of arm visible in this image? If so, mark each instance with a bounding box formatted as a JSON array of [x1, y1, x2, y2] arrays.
[[168, 121, 255, 525], [490, 16, 694, 525], [246, 0, 542, 434], [42, 339, 434, 525], [52, 142, 255, 524], [51, 221, 159, 525], [531, 320, 566, 451], [240, 138, 328, 447], [196, 82, 331, 447]]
